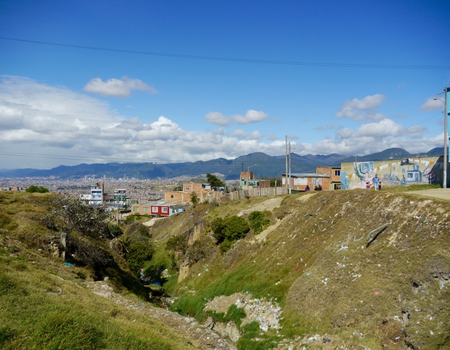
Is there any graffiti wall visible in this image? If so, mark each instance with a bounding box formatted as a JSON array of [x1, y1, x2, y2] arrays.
[[340, 156, 443, 190]]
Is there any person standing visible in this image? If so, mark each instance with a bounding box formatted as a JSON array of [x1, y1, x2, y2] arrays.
[[373, 174, 379, 190]]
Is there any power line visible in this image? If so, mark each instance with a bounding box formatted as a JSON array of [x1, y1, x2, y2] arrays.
[[1, 36, 449, 70]]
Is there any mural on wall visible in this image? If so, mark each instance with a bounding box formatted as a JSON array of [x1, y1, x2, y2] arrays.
[[340, 156, 441, 190]]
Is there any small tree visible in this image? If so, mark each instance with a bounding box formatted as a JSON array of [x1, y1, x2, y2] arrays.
[[42, 195, 115, 269], [190, 192, 199, 207], [206, 173, 225, 188]]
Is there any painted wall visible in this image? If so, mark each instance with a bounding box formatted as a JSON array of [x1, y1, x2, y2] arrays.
[[340, 156, 443, 190]]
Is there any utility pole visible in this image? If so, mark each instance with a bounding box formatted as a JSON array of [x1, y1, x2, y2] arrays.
[[288, 142, 292, 194], [438, 87, 449, 189], [443, 87, 449, 188], [285, 136, 288, 192]]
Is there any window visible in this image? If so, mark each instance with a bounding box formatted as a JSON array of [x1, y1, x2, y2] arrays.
[[133, 207, 139, 212], [152, 206, 158, 213], [294, 178, 307, 185], [335, 170, 341, 176], [143, 207, 149, 212], [162, 207, 168, 213], [171, 195, 174, 198]]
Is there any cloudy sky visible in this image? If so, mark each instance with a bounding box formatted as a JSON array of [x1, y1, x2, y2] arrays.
[[1, 0, 449, 170]]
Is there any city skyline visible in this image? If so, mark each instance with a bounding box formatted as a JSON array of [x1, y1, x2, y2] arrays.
[[1, 1, 450, 170]]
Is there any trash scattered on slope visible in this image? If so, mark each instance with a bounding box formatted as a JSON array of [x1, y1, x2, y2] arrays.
[[336, 246, 348, 253]]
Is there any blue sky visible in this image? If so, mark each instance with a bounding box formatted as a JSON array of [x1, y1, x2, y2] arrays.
[[1, 0, 449, 170]]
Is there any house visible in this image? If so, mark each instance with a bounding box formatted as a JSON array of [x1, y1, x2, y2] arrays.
[[165, 182, 224, 204], [80, 182, 104, 205], [131, 202, 185, 216], [282, 166, 341, 191], [239, 171, 270, 190]]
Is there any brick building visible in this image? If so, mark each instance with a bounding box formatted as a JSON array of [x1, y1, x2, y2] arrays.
[[165, 182, 224, 204], [282, 166, 341, 191]]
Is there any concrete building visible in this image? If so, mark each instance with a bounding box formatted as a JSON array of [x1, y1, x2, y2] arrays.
[[239, 171, 270, 190], [80, 182, 104, 205]]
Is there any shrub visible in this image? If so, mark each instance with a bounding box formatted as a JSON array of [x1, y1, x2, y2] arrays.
[[166, 233, 187, 254], [223, 216, 250, 241], [26, 185, 49, 193], [109, 224, 123, 237], [248, 210, 272, 235], [121, 224, 154, 276], [187, 240, 208, 264], [211, 216, 250, 252]]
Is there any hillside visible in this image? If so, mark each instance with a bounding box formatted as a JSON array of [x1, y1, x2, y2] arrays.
[[146, 188, 450, 349], [1, 188, 450, 349]]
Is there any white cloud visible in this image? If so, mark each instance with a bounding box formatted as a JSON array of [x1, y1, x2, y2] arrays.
[[232, 129, 248, 139], [204, 112, 230, 126], [0, 76, 442, 170], [83, 76, 157, 97], [0, 76, 287, 169], [337, 127, 353, 139], [249, 130, 263, 140], [336, 94, 386, 120], [232, 109, 268, 124], [0, 105, 25, 130], [355, 119, 403, 137], [312, 118, 432, 156], [314, 123, 335, 131], [420, 97, 444, 111]]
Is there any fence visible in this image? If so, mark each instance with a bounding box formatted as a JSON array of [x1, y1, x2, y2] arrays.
[[225, 186, 288, 201]]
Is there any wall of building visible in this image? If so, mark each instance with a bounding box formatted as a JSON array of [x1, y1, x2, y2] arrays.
[[316, 166, 341, 183], [165, 183, 224, 205], [165, 191, 186, 204], [340, 156, 442, 190]]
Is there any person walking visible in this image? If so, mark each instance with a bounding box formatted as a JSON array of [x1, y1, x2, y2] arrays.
[[373, 174, 379, 190]]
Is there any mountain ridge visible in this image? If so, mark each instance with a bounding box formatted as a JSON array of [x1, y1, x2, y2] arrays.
[[0, 147, 444, 180]]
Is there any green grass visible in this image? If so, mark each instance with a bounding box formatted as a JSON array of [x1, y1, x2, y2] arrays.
[[0, 192, 198, 349], [0, 252, 196, 350]]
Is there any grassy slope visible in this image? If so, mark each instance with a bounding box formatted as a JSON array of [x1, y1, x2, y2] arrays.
[[0, 192, 196, 350], [161, 189, 450, 349], [2, 188, 450, 349]]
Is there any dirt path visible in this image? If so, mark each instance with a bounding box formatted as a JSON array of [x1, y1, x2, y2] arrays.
[[410, 188, 450, 200], [237, 196, 285, 216], [252, 193, 316, 242], [86, 281, 236, 350]]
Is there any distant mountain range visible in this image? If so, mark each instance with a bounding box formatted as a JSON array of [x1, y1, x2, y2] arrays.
[[0, 147, 444, 180]]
